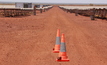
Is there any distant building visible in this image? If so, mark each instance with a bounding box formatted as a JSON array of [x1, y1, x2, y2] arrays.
[[15, 3, 34, 8]]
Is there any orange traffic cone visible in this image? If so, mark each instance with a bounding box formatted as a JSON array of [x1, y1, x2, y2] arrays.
[[56, 33, 69, 62], [53, 29, 61, 53]]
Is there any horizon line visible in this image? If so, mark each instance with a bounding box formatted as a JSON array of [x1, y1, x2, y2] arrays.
[[0, 1, 107, 5]]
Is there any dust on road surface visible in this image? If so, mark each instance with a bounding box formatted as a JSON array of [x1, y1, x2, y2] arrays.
[[0, 7, 107, 65]]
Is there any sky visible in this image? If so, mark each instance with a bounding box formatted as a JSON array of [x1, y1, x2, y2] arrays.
[[1, 0, 107, 4]]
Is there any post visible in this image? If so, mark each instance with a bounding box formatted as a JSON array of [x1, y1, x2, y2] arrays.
[[44, 8, 45, 12], [34, 6, 36, 15], [4, 8, 6, 16], [75, 9, 78, 16], [40, 9, 42, 13], [90, 8, 95, 20]]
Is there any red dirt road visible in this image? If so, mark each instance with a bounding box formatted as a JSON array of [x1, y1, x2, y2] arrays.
[[0, 7, 107, 65]]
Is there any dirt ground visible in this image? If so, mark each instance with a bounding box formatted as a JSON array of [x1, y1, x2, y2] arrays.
[[0, 6, 107, 65]]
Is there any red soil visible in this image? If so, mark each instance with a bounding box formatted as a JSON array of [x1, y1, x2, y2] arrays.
[[0, 7, 107, 65]]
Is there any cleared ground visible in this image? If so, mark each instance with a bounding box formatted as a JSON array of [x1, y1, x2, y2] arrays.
[[0, 7, 107, 65]]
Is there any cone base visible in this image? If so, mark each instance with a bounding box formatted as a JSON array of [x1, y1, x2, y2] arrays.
[[53, 50, 59, 53], [56, 59, 69, 62], [56, 57, 69, 62]]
